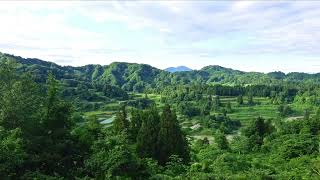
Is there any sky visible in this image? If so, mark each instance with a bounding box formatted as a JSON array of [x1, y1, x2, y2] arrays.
[[0, 1, 319, 73]]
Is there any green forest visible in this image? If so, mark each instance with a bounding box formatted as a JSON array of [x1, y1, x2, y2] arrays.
[[1, 52, 320, 179]]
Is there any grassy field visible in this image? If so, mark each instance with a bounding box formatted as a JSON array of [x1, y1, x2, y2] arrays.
[[180, 96, 305, 143], [84, 110, 113, 117], [228, 104, 278, 126], [85, 94, 306, 144]]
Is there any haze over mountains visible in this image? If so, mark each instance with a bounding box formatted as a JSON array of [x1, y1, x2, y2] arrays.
[[165, 66, 193, 73]]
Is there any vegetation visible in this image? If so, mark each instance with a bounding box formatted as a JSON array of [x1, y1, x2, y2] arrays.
[[0, 53, 320, 179]]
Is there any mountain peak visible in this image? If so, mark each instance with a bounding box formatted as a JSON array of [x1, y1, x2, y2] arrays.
[[165, 66, 192, 73]]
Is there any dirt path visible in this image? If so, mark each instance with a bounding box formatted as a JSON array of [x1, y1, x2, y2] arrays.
[[285, 116, 304, 122]]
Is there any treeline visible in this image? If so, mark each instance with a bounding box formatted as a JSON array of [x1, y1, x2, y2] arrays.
[[158, 84, 299, 105]]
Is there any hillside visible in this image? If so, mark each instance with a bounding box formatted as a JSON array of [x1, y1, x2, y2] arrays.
[[96, 62, 171, 92], [1, 52, 320, 91]]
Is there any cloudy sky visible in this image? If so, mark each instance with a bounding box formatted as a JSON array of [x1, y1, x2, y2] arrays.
[[0, 1, 319, 73]]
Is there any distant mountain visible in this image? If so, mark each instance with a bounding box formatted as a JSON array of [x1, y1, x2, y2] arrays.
[[165, 66, 192, 73]]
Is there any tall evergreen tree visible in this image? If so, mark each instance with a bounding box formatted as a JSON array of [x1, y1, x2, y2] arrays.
[[33, 73, 77, 177], [157, 104, 189, 165], [136, 106, 160, 159], [130, 108, 143, 142], [44, 73, 73, 139], [113, 105, 129, 134], [244, 117, 273, 150]]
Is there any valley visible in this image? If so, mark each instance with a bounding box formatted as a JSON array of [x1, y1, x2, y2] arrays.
[[2, 1, 320, 179]]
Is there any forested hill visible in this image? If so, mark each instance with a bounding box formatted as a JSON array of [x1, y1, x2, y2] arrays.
[[1, 52, 320, 91], [174, 65, 320, 85]]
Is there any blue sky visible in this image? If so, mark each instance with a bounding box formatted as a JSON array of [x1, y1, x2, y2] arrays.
[[0, 1, 319, 73]]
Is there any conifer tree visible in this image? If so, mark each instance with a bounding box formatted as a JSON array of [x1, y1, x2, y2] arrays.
[[157, 104, 189, 165], [113, 105, 129, 134], [136, 106, 160, 159], [40, 74, 75, 175], [130, 108, 143, 142], [44, 73, 73, 139], [244, 117, 273, 150]]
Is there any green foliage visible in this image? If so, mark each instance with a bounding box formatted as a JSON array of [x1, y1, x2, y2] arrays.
[[304, 108, 311, 120], [278, 104, 293, 117], [129, 108, 143, 141], [141, 158, 162, 177], [44, 73, 74, 139], [1, 53, 316, 102], [237, 95, 244, 105], [102, 84, 128, 99], [126, 98, 154, 109], [202, 114, 241, 134], [0, 128, 26, 178], [1, 52, 320, 179], [113, 105, 129, 134], [178, 102, 201, 118], [157, 105, 190, 165], [136, 106, 160, 159], [72, 115, 101, 148], [85, 134, 147, 179], [0, 60, 41, 133], [226, 102, 233, 113], [278, 135, 318, 160], [212, 95, 221, 111], [163, 155, 188, 177], [243, 117, 274, 151], [215, 131, 229, 150], [248, 93, 254, 106], [29, 75, 80, 177]]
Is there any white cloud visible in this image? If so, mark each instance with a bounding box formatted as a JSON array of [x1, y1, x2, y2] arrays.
[[0, 2, 122, 66], [232, 1, 256, 11], [0, 1, 319, 72]]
